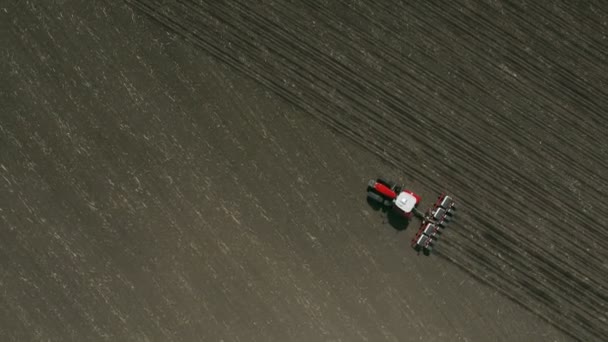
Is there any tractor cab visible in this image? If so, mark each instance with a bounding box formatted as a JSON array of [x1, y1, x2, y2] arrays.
[[393, 191, 420, 218]]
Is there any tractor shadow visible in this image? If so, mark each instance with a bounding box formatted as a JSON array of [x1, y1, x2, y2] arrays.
[[386, 210, 411, 231], [366, 198, 411, 231]]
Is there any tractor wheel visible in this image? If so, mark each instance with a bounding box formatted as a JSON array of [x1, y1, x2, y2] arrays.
[[367, 179, 376, 191], [377, 178, 396, 188], [367, 191, 384, 204]]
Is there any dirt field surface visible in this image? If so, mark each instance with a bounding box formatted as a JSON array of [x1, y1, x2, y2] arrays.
[[2, 0, 608, 341]]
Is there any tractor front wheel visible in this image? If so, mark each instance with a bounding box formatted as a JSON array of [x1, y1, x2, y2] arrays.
[[377, 178, 396, 189], [367, 191, 384, 204]]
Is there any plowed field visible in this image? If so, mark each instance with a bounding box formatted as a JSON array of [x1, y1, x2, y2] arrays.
[[2, 1, 607, 341]]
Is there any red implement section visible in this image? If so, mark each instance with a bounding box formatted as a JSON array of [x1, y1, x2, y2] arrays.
[[434, 193, 446, 208], [374, 183, 397, 199]]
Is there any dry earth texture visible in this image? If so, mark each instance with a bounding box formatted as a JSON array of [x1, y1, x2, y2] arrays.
[[2, 0, 608, 341]]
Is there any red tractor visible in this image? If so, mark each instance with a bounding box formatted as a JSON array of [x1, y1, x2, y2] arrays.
[[366, 178, 422, 219], [366, 178, 457, 254]]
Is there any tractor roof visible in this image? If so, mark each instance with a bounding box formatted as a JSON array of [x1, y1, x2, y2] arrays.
[[395, 191, 417, 213]]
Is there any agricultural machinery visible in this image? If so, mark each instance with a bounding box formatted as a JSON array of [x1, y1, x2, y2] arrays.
[[366, 178, 457, 254]]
